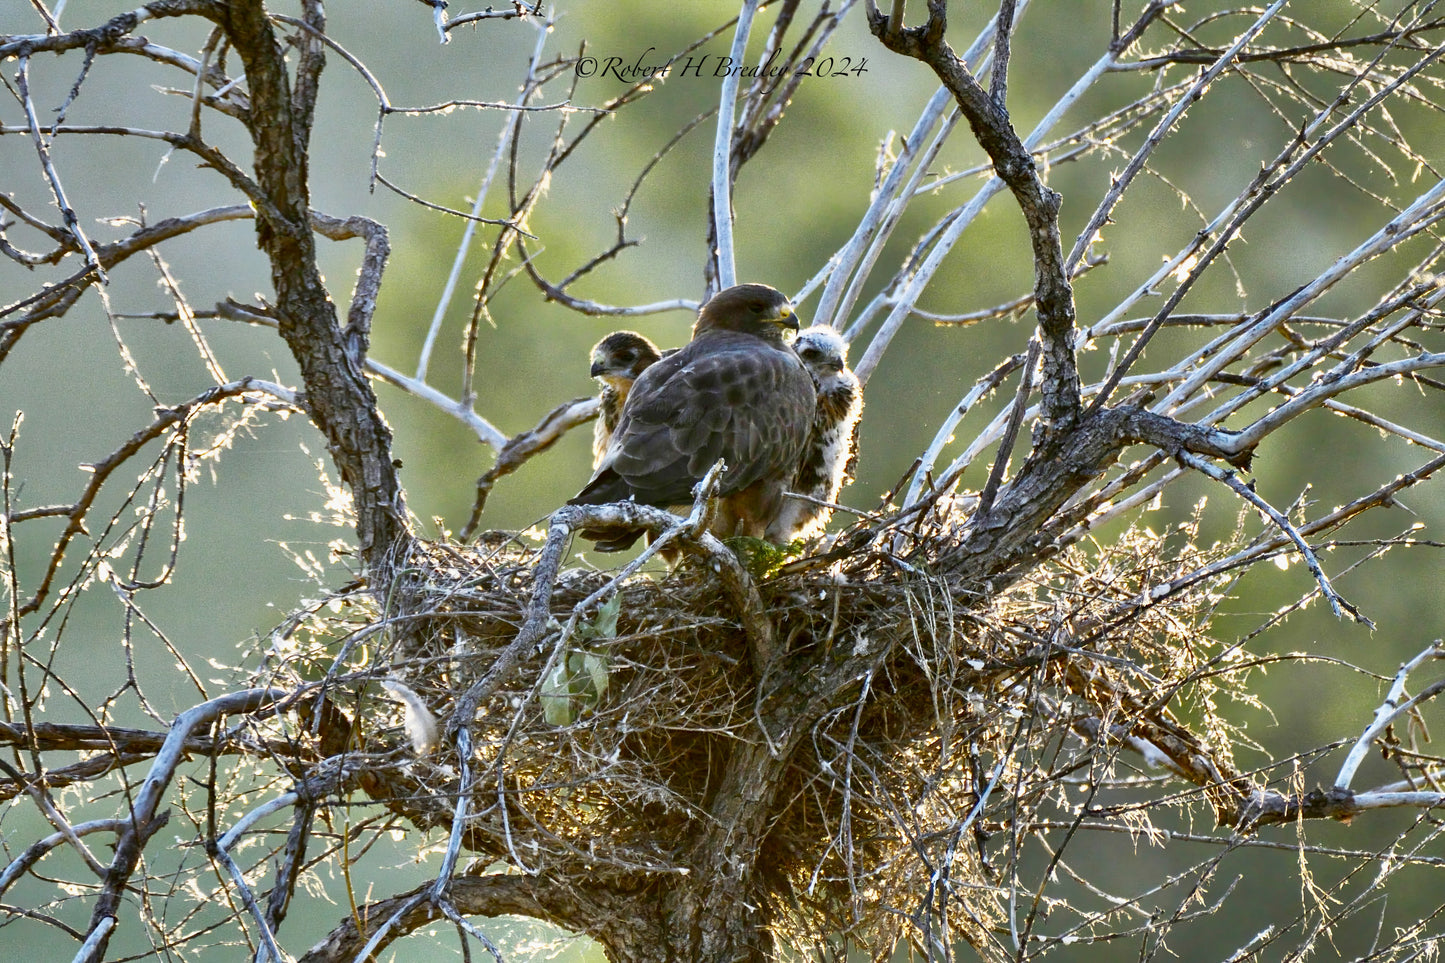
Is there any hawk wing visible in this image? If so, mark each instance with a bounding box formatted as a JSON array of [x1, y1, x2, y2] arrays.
[[574, 329, 815, 509]]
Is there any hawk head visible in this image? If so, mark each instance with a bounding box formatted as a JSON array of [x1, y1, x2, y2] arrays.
[[590, 331, 663, 388], [693, 283, 798, 343], [793, 325, 849, 379]]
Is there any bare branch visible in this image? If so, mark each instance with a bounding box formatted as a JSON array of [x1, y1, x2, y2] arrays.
[[1178, 451, 1369, 626], [975, 337, 1038, 516], [461, 396, 599, 537], [4, 378, 299, 621], [14, 57, 105, 283], [708, 0, 762, 292], [1335, 644, 1445, 790], [870, 0, 1081, 439], [80, 689, 285, 962]]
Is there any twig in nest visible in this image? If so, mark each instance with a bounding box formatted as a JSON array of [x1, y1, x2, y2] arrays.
[[446, 460, 774, 737]]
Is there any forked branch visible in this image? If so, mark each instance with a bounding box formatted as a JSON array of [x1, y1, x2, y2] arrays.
[[867, 0, 1081, 438]]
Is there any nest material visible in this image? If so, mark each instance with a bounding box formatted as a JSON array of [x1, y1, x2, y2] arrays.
[[299, 518, 1241, 955]]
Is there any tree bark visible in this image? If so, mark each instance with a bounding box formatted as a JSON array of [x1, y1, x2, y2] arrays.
[[220, 0, 408, 572]]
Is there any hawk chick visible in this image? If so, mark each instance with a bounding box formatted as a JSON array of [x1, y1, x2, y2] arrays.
[[570, 284, 816, 551], [767, 325, 864, 543], [588, 331, 663, 468]]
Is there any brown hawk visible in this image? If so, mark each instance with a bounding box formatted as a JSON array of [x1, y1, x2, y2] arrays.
[[767, 325, 864, 543], [588, 331, 664, 469], [570, 283, 816, 551]]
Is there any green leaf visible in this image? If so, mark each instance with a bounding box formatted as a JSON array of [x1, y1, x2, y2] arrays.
[[578, 592, 623, 641], [579, 649, 609, 703], [540, 646, 611, 726], [541, 659, 576, 726]]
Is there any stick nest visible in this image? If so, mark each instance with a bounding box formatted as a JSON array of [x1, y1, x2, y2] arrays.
[[272, 513, 1246, 955]]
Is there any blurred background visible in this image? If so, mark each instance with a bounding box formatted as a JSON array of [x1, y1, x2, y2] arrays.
[[4, 1, 1445, 958]]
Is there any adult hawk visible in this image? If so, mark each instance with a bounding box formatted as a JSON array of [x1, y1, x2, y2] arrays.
[[570, 283, 816, 551], [767, 325, 864, 543], [588, 331, 664, 469]]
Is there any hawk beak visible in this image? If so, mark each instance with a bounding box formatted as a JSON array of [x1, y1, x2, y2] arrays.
[[778, 304, 799, 331], [590, 359, 607, 377]]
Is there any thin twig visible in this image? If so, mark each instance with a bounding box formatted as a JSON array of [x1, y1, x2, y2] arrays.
[[462, 396, 599, 538], [15, 56, 106, 283], [976, 338, 1039, 516], [1177, 451, 1367, 626], [366, 359, 507, 449], [989, 0, 1017, 108], [1335, 644, 1445, 790]]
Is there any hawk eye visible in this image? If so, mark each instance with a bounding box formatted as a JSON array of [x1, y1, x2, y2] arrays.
[[800, 348, 821, 361]]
